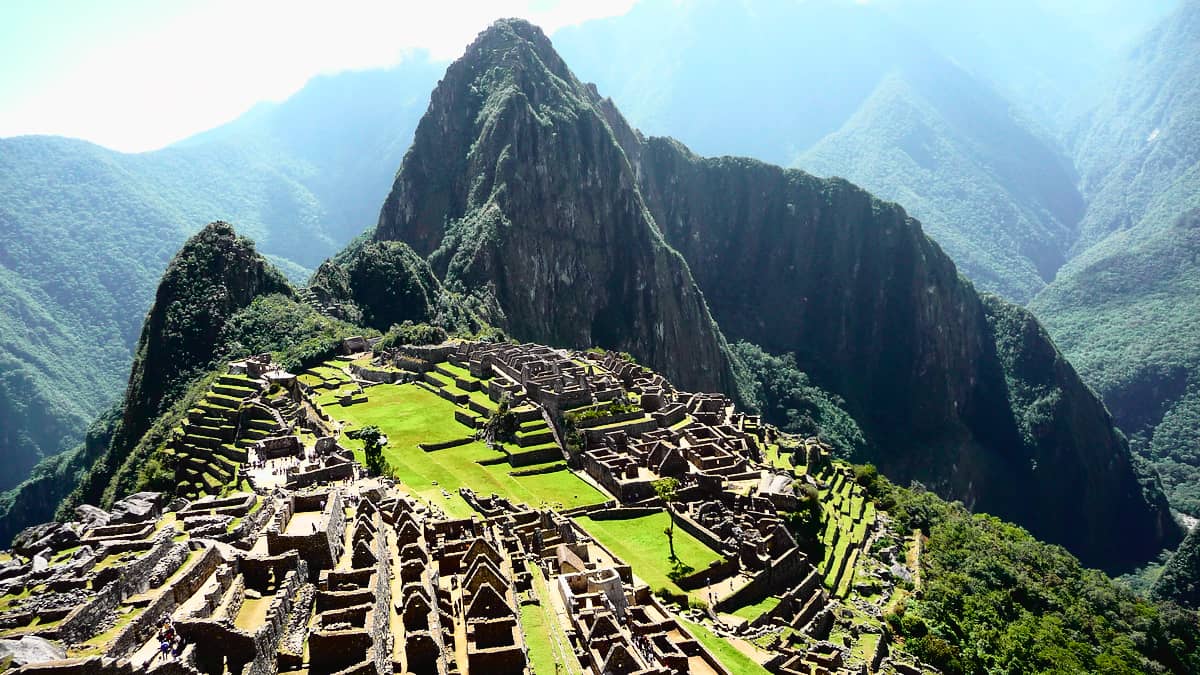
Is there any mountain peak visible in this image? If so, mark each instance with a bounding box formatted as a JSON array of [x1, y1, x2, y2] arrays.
[[370, 20, 740, 397], [471, 18, 558, 57]]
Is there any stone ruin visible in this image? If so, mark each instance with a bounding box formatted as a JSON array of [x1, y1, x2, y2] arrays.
[[0, 343, 912, 675]]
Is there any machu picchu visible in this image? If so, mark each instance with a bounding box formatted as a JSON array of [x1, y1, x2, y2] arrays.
[[6, 8, 1200, 675], [0, 339, 932, 674]]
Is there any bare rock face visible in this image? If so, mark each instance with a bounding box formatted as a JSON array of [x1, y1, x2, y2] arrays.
[[0, 636, 66, 667], [372, 19, 739, 397], [108, 491, 163, 525], [73, 504, 110, 530], [629, 137, 1176, 570], [11, 522, 79, 558]]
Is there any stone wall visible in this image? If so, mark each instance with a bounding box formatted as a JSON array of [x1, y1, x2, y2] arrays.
[[673, 556, 738, 591], [245, 567, 303, 675], [267, 491, 344, 581], [118, 529, 185, 598], [672, 508, 730, 555], [55, 580, 121, 645], [285, 462, 354, 491], [583, 507, 662, 521], [228, 499, 277, 550], [55, 528, 186, 645], [107, 544, 225, 659], [714, 545, 812, 616]]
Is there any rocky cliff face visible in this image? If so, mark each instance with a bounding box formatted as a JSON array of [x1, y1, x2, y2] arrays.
[[371, 19, 738, 396], [627, 136, 1175, 569]]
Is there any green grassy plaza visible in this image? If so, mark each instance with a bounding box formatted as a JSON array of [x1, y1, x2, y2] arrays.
[[728, 594, 781, 622], [318, 382, 606, 518], [679, 617, 771, 675], [575, 511, 722, 598]]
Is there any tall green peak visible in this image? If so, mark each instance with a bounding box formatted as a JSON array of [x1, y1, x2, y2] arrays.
[[371, 20, 742, 398], [630, 132, 1177, 569], [61, 221, 293, 514]]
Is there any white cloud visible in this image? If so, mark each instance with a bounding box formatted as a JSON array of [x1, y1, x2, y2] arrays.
[[0, 0, 636, 152]]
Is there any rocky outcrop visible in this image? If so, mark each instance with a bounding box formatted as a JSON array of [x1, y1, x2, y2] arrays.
[[0, 636, 67, 668], [370, 19, 739, 396], [11, 521, 79, 558], [108, 492, 163, 525]]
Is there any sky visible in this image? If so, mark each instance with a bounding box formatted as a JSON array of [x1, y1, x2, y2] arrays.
[[0, 0, 637, 153]]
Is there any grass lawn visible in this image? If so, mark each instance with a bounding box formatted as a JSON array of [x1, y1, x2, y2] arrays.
[[519, 602, 557, 675], [575, 512, 721, 597], [436, 361, 473, 379], [679, 617, 771, 675], [323, 384, 605, 517], [728, 594, 781, 622], [520, 561, 584, 675], [329, 384, 468, 451]]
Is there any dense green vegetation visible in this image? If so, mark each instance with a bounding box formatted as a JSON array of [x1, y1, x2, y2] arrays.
[[1153, 525, 1200, 610], [58, 223, 289, 515], [309, 240, 487, 336], [0, 223, 377, 541], [1029, 0, 1200, 515], [1032, 209, 1200, 514], [801, 70, 1079, 302], [731, 341, 865, 458], [861, 476, 1200, 674]]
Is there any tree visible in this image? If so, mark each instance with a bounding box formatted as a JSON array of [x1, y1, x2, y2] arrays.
[[360, 425, 386, 477], [653, 477, 681, 561]]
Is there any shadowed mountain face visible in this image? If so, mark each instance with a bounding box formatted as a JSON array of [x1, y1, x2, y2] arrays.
[[357, 18, 1176, 571], [554, 0, 1090, 304], [628, 137, 1175, 570]]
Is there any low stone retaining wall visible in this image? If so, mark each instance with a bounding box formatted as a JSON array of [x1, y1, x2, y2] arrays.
[[418, 437, 475, 452], [673, 556, 738, 591], [671, 509, 729, 555], [507, 463, 567, 477], [583, 507, 662, 521], [505, 446, 562, 467], [107, 544, 225, 660]]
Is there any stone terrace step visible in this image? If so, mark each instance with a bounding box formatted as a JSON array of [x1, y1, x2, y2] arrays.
[[212, 383, 258, 399]]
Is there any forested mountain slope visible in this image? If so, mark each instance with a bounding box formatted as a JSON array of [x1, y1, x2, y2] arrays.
[[367, 20, 741, 397], [1031, 0, 1200, 515], [801, 70, 1081, 302], [555, 0, 1086, 303]]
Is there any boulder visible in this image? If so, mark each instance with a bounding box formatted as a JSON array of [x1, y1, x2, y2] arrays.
[[109, 492, 164, 525], [11, 522, 80, 557], [0, 636, 67, 667], [74, 504, 110, 530]]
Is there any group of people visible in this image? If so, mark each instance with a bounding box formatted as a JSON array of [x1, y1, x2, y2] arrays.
[[152, 617, 184, 664]]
